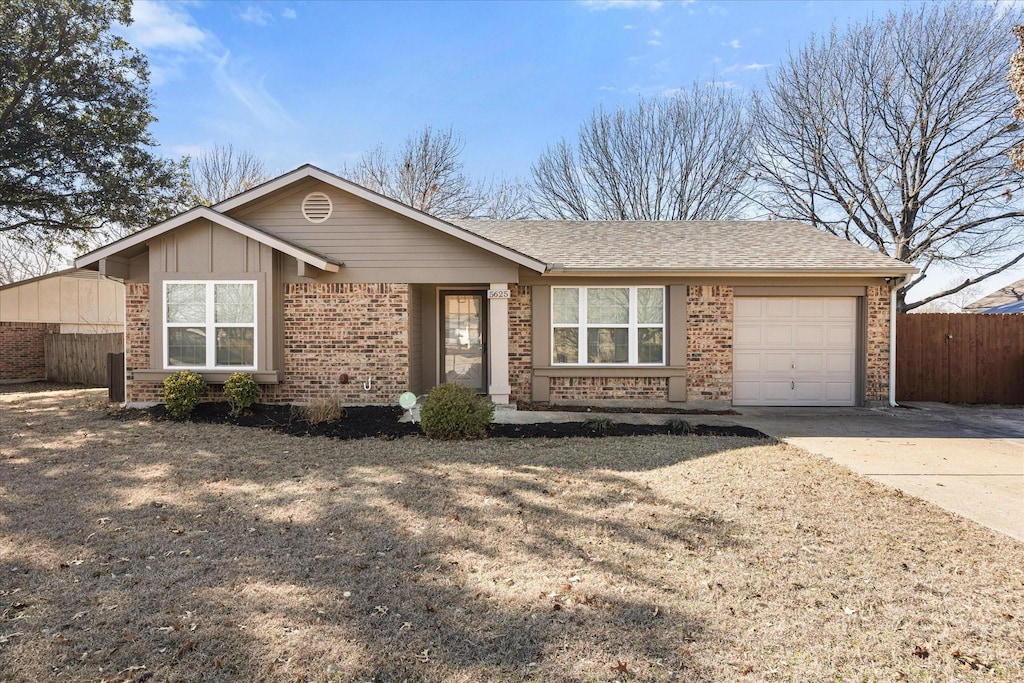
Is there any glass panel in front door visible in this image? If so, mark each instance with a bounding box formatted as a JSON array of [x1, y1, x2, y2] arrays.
[[443, 294, 485, 392]]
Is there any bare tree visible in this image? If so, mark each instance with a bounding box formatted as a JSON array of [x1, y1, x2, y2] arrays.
[[0, 233, 69, 284], [345, 126, 523, 220], [752, 2, 1024, 312], [189, 144, 269, 206], [1010, 25, 1024, 170], [530, 83, 753, 220]]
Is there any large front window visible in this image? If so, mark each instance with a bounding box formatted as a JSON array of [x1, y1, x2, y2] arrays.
[[552, 286, 664, 365], [165, 281, 256, 369]]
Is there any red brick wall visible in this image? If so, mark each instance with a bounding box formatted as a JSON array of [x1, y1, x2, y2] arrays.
[[0, 322, 57, 382], [508, 284, 532, 404], [686, 285, 734, 402], [865, 284, 891, 402], [262, 283, 409, 404], [125, 283, 161, 403], [548, 376, 668, 402]]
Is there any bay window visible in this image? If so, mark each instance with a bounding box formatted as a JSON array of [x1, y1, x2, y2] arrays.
[[164, 281, 256, 369], [552, 286, 664, 365]]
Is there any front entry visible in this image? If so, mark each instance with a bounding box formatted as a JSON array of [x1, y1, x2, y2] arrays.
[[441, 291, 487, 392]]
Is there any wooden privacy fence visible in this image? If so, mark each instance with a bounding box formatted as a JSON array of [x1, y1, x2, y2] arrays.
[[44, 332, 124, 387], [896, 314, 1024, 404]]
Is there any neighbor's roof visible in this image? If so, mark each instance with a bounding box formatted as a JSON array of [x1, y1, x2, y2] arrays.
[[455, 220, 916, 275], [964, 277, 1024, 313]]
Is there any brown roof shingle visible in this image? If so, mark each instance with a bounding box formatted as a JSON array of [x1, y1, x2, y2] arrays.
[[454, 220, 914, 274]]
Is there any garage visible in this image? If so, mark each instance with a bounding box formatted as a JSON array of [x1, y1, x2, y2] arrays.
[[733, 296, 858, 406]]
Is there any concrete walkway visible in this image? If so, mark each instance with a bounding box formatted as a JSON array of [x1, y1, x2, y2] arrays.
[[732, 403, 1024, 542]]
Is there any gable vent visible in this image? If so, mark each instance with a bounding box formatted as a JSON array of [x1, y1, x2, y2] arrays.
[[302, 192, 333, 223]]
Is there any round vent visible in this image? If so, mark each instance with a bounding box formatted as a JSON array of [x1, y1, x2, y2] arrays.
[[302, 192, 333, 223]]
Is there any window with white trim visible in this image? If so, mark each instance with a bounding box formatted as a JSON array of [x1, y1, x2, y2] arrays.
[[164, 281, 257, 369], [552, 286, 664, 365]]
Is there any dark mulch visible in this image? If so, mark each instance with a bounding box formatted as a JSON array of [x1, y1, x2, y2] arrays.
[[131, 403, 767, 440], [517, 401, 739, 415]]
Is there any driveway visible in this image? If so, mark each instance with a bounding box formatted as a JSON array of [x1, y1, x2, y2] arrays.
[[734, 403, 1024, 541]]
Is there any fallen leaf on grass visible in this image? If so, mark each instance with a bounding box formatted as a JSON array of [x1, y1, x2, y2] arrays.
[[912, 644, 930, 659], [612, 660, 629, 673], [952, 650, 990, 671]]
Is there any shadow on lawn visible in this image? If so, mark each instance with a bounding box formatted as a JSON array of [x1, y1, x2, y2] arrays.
[[0, 390, 757, 681]]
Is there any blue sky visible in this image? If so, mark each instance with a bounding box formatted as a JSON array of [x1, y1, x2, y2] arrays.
[[123, 0, 910, 180], [119, 0, 1021, 303]]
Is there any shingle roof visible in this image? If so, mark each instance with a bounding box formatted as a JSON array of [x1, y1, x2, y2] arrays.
[[964, 277, 1024, 313], [454, 220, 914, 274]]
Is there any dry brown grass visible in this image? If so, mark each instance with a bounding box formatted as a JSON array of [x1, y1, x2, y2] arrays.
[[0, 386, 1021, 683]]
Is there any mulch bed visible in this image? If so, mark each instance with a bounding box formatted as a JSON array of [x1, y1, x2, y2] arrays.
[[134, 403, 767, 440]]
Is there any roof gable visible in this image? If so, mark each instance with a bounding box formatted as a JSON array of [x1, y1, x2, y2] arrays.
[[75, 206, 341, 272]]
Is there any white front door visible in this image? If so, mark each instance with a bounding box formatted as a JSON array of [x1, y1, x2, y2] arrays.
[[733, 297, 858, 406]]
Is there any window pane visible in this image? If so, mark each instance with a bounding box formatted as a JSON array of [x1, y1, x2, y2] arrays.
[[215, 283, 254, 324], [553, 328, 578, 364], [638, 327, 663, 363], [216, 327, 254, 366], [637, 288, 664, 324], [167, 284, 205, 323], [552, 288, 579, 324], [587, 288, 628, 324], [587, 328, 628, 363], [167, 327, 206, 366]]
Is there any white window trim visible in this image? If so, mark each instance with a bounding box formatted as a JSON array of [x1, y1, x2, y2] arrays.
[[552, 286, 665, 366], [163, 280, 258, 371]]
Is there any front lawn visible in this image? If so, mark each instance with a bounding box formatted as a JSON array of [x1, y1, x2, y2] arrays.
[[1, 387, 1021, 682]]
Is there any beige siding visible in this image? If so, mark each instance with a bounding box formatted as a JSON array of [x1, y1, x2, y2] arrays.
[[0, 274, 124, 327], [233, 179, 519, 284], [147, 218, 277, 373]]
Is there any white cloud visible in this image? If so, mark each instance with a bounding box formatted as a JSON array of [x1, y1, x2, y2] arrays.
[[623, 23, 636, 29], [239, 5, 272, 26], [711, 80, 739, 89], [650, 29, 661, 37], [281, 7, 297, 20], [579, 0, 663, 11], [722, 39, 741, 49], [213, 53, 295, 131], [124, 1, 211, 52], [743, 62, 771, 70], [647, 39, 662, 46]]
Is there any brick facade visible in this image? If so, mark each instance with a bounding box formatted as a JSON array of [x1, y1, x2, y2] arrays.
[[548, 376, 668, 402], [262, 283, 409, 404], [0, 322, 58, 382], [507, 284, 533, 404], [685, 285, 734, 402], [865, 284, 891, 403]]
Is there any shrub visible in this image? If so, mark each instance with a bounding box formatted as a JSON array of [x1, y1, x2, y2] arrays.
[[163, 370, 207, 419], [223, 372, 259, 416], [301, 395, 345, 424], [665, 417, 693, 435], [583, 416, 616, 434], [420, 382, 494, 440]]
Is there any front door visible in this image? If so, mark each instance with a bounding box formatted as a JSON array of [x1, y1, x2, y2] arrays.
[[441, 291, 487, 392]]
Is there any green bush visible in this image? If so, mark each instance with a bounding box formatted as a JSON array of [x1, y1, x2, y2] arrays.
[[163, 370, 207, 419], [419, 382, 494, 440], [223, 372, 259, 416]]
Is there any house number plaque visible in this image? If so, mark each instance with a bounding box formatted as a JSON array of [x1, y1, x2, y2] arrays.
[[487, 289, 511, 299]]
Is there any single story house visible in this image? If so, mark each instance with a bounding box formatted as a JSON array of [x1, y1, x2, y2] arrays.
[[0, 268, 124, 383], [74, 165, 915, 408], [964, 277, 1024, 314]]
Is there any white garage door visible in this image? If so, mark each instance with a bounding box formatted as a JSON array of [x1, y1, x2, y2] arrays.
[[733, 297, 858, 406]]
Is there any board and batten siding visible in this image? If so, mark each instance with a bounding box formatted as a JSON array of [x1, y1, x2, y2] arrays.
[[231, 179, 519, 284], [146, 218, 278, 374], [0, 273, 123, 331]]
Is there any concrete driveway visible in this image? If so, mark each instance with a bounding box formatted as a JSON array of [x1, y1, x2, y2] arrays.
[[734, 403, 1024, 542]]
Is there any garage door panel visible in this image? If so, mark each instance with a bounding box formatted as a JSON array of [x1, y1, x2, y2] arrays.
[[764, 298, 794, 318], [763, 325, 794, 345], [733, 296, 858, 406]]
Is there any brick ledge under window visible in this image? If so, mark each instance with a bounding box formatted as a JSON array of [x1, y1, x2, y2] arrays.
[[533, 366, 684, 378], [133, 369, 282, 384]]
